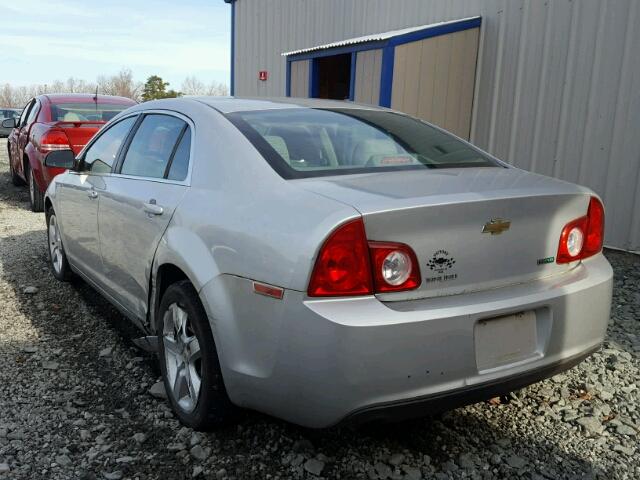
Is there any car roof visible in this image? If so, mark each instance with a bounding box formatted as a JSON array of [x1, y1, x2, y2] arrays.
[[186, 96, 386, 114], [38, 93, 137, 105]]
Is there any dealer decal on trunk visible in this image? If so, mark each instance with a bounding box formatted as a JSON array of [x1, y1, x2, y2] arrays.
[[425, 250, 458, 284], [537, 256, 555, 265]]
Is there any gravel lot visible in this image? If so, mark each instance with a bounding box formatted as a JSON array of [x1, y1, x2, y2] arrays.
[[0, 137, 638, 480]]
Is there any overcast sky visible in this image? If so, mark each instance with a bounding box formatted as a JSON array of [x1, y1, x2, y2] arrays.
[[0, 0, 231, 89]]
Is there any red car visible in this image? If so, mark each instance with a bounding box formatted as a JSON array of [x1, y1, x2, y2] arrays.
[[4, 94, 136, 211]]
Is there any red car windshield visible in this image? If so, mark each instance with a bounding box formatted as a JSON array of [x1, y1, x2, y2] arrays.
[[51, 102, 132, 122]]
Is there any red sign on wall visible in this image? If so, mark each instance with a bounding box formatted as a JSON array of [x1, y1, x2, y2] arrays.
[[258, 70, 268, 81]]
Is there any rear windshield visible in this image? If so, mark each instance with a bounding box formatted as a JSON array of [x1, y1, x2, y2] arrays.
[[227, 108, 501, 178], [51, 102, 132, 122]]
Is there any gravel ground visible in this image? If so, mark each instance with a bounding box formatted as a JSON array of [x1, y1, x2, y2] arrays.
[[0, 138, 638, 480]]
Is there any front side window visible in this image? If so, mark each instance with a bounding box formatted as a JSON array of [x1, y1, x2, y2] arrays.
[[120, 114, 187, 179], [50, 102, 133, 122], [227, 108, 500, 179], [82, 116, 136, 174]]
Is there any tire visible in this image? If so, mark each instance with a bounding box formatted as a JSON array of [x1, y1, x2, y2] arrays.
[[46, 208, 73, 281], [9, 151, 24, 186], [27, 164, 45, 212], [157, 280, 236, 430]]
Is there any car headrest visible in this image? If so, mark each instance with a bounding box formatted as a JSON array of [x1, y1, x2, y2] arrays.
[[62, 112, 83, 122], [264, 135, 290, 163]]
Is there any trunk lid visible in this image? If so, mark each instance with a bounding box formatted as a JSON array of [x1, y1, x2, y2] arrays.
[[52, 121, 105, 155], [295, 167, 593, 301]]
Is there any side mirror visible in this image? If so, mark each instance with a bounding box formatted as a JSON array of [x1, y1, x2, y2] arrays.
[[44, 149, 76, 169], [1, 118, 16, 129]]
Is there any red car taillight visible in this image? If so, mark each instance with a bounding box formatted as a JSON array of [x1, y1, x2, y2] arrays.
[[369, 242, 421, 292], [556, 197, 605, 264], [307, 218, 421, 297], [39, 129, 71, 153]]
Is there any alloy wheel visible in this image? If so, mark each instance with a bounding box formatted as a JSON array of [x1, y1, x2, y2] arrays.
[[48, 215, 63, 274], [162, 303, 202, 413]]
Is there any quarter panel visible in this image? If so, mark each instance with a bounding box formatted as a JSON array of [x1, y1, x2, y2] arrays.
[[198, 275, 288, 383], [175, 186, 358, 291], [164, 102, 361, 292]]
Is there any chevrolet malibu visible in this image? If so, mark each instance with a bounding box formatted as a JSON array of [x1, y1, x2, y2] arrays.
[[44, 97, 613, 430]]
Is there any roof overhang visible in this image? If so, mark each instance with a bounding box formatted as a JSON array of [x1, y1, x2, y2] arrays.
[[282, 16, 481, 57]]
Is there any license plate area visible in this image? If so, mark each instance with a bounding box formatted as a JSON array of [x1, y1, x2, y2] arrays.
[[475, 311, 539, 372]]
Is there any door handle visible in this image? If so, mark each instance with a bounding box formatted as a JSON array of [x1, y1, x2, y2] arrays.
[[87, 190, 98, 199], [143, 202, 164, 216]]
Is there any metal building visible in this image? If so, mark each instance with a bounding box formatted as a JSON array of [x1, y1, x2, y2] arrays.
[[225, 0, 640, 252]]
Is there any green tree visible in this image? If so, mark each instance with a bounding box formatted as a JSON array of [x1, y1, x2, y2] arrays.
[[142, 75, 180, 101]]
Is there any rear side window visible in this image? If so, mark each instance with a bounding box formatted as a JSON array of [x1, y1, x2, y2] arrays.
[[167, 129, 191, 181], [82, 116, 136, 174], [120, 114, 187, 179]]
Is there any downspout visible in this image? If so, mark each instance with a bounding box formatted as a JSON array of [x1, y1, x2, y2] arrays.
[[224, 0, 236, 96]]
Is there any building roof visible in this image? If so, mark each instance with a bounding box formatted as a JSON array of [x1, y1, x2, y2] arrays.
[[282, 16, 481, 56]]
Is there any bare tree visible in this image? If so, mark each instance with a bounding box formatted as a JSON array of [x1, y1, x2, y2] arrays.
[[97, 69, 142, 101], [110, 69, 143, 100], [12, 86, 33, 107], [206, 81, 229, 96], [0, 84, 13, 108], [181, 76, 229, 97], [1, 70, 226, 107], [181, 76, 205, 96], [50, 80, 67, 93]]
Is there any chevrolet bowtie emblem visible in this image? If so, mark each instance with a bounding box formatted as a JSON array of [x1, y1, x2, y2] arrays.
[[482, 218, 511, 235]]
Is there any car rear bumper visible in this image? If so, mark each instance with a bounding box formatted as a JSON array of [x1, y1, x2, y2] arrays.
[[345, 345, 597, 425], [201, 254, 613, 428]]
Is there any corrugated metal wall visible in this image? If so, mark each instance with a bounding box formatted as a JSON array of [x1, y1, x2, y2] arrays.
[[354, 49, 382, 105], [391, 28, 479, 139], [233, 0, 640, 251]]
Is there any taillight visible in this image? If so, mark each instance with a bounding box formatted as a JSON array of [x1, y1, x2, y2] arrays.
[[557, 217, 588, 263], [308, 219, 373, 297], [369, 242, 421, 292], [307, 219, 421, 297], [39, 129, 70, 153], [557, 197, 605, 264], [583, 197, 605, 257]]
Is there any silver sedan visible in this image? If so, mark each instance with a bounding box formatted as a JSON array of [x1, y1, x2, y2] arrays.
[[44, 97, 613, 429]]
